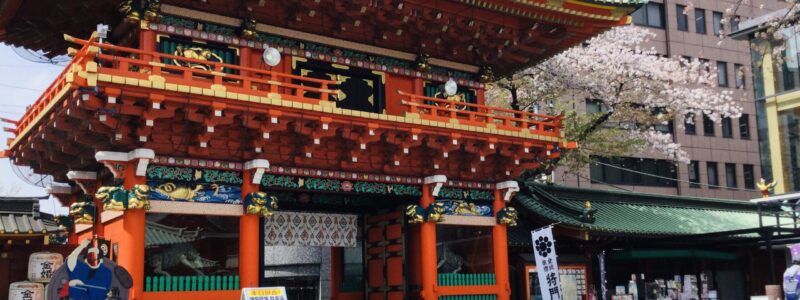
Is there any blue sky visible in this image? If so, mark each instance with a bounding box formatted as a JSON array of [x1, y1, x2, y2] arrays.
[[0, 43, 68, 214]]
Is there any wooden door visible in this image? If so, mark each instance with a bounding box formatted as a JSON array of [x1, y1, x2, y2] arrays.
[[365, 210, 405, 300]]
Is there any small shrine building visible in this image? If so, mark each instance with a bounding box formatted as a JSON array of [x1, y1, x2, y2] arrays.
[[0, 1, 641, 299]]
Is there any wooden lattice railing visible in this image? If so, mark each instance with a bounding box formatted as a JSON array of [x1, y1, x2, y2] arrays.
[[398, 90, 561, 137], [10, 35, 564, 146], [438, 273, 496, 286], [145, 275, 240, 292]]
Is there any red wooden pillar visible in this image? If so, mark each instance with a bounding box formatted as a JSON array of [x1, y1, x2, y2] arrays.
[[494, 181, 519, 300], [139, 28, 156, 52], [96, 149, 155, 300], [240, 47, 252, 77], [122, 164, 146, 300], [493, 189, 511, 300], [241, 159, 269, 288], [421, 175, 446, 300]]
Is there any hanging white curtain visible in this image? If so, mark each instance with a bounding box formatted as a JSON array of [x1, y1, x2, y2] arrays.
[[263, 211, 358, 247]]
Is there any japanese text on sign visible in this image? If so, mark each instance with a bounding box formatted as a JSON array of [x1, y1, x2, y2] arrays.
[[241, 287, 288, 300], [532, 226, 563, 300]]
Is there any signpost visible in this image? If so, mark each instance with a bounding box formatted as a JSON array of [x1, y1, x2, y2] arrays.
[[532, 225, 563, 300], [241, 287, 288, 300]]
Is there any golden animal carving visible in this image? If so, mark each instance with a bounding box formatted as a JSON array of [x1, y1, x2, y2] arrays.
[[96, 186, 128, 211], [128, 184, 151, 210], [479, 66, 494, 83], [241, 18, 258, 40], [69, 202, 95, 225], [144, 0, 161, 22], [496, 207, 519, 227], [453, 201, 480, 216], [757, 178, 777, 198], [405, 205, 425, 224], [416, 53, 431, 72], [154, 183, 218, 201], [244, 192, 278, 217], [173, 45, 224, 71], [119, 0, 141, 24], [427, 202, 446, 223]]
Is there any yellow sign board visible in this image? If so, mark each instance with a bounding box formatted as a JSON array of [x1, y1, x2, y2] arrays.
[[241, 287, 288, 300]]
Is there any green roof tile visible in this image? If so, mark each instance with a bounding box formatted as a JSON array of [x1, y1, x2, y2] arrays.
[[513, 183, 773, 236]]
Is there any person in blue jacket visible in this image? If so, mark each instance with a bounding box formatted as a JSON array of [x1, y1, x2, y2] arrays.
[[784, 244, 800, 300], [64, 239, 113, 300]]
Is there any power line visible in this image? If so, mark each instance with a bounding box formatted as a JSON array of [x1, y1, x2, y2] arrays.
[[591, 160, 760, 192], [0, 83, 44, 92]]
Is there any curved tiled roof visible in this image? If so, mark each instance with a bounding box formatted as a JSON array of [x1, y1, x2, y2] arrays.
[[513, 182, 771, 236], [579, 0, 648, 6], [145, 222, 203, 247]]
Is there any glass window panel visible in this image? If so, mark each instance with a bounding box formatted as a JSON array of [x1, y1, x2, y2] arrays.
[[740, 113, 751, 139], [713, 11, 724, 36], [726, 163, 738, 188], [778, 107, 800, 191], [677, 5, 688, 31], [685, 114, 696, 135], [632, 6, 647, 26], [689, 161, 701, 188], [703, 114, 715, 136], [722, 117, 733, 138], [437, 225, 494, 274], [707, 162, 719, 187], [695, 9, 706, 34], [145, 214, 239, 278], [735, 64, 745, 88], [743, 164, 756, 190], [647, 3, 664, 28], [717, 61, 728, 87]]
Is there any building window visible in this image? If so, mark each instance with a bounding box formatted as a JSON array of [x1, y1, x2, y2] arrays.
[[695, 8, 706, 34], [725, 163, 738, 188], [437, 225, 494, 273], [590, 156, 678, 187], [632, 3, 665, 28], [703, 114, 715, 136], [699, 58, 710, 72], [735, 64, 745, 88], [722, 117, 733, 138], [743, 164, 756, 189], [740, 113, 751, 139], [707, 162, 719, 188], [689, 161, 701, 188], [677, 5, 689, 31], [717, 61, 728, 87], [585, 99, 608, 113], [713, 11, 724, 36], [685, 114, 696, 135], [731, 16, 740, 32]]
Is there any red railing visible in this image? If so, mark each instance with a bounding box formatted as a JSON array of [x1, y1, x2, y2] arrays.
[[68, 36, 340, 105], [13, 35, 97, 140], [11, 36, 563, 145], [397, 90, 561, 136]]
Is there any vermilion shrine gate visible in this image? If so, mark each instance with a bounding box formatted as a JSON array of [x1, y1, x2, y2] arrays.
[[0, 1, 638, 299]]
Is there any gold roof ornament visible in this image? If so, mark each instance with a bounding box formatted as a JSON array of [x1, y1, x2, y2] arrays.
[[756, 178, 777, 198], [479, 66, 494, 83], [415, 53, 431, 72]]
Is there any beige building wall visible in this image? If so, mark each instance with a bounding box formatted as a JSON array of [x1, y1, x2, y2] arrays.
[[553, 0, 785, 200]]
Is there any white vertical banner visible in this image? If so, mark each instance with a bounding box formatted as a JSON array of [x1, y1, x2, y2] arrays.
[[532, 225, 563, 300]]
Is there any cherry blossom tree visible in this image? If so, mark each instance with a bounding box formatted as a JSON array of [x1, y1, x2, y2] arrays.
[[486, 26, 743, 173]]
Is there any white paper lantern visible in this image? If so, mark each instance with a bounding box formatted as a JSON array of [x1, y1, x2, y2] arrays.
[[444, 78, 458, 96], [262, 47, 282, 67], [9, 282, 44, 300], [27, 252, 63, 283]]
